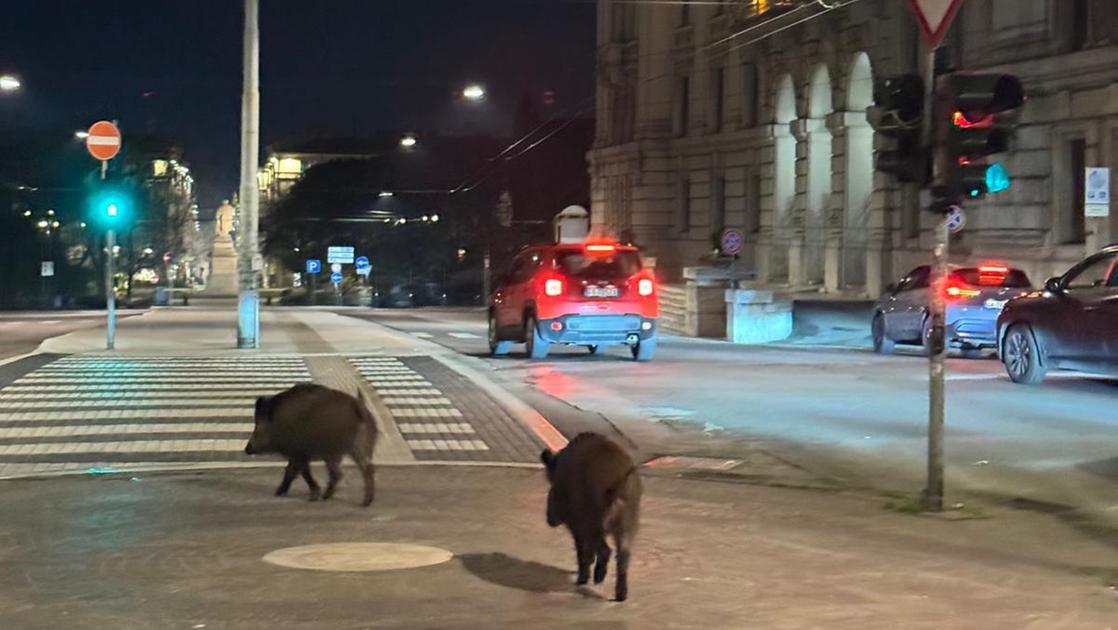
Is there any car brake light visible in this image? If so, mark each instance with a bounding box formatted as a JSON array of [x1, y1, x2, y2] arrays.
[[544, 278, 563, 296], [977, 263, 1009, 286], [945, 278, 980, 299], [585, 244, 616, 254], [637, 278, 654, 296]]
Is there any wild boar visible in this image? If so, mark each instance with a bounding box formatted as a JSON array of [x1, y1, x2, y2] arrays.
[[540, 432, 642, 601], [244, 383, 378, 506]]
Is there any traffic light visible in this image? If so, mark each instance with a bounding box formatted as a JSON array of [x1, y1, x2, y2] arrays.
[[866, 74, 928, 183], [937, 73, 1025, 200], [87, 184, 134, 230]]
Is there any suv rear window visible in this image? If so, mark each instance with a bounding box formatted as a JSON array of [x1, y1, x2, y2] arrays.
[[952, 267, 1031, 288], [556, 250, 642, 278]]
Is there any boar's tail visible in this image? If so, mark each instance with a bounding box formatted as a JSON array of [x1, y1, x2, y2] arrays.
[[603, 466, 640, 533], [355, 389, 380, 434]]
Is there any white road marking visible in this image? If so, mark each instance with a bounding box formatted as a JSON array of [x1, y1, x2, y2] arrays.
[[381, 396, 455, 407], [391, 408, 464, 419], [396, 423, 475, 434], [406, 439, 488, 451], [413, 332, 434, 338], [447, 332, 481, 339], [0, 423, 253, 439], [0, 408, 246, 421], [0, 439, 245, 456]]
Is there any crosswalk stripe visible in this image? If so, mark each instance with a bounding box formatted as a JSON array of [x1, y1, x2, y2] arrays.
[[3, 384, 296, 392], [390, 408, 464, 419], [0, 398, 255, 409], [381, 396, 454, 406], [396, 423, 475, 434], [406, 439, 488, 451], [0, 439, 245, 456], [447, 332, 481, 339], [0, 423, 252, 439], [0, 408, 246, 421]]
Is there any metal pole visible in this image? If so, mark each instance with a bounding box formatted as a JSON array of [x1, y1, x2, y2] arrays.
[[922, 48, 945, 512], [237, 0, 261, 348], [102, 160, 116, 350]]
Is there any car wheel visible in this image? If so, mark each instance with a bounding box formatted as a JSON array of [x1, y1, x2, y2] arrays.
[[872, 314, 894, 355], [921, 315, 933, 348], [631, 338, 656, 362], [525, 315, 550, 359], [488, 312, 512, 356], [1002, 324, 1046, 385], [586, 345, 599, 355]]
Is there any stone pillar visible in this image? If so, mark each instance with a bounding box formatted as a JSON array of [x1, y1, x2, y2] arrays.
[[724, 288, 792, 344]]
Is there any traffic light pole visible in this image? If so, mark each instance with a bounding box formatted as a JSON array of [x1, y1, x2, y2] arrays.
[[922, 49, 946, 512], [237, 0, 261, 349], [102, 159, 116, 351]]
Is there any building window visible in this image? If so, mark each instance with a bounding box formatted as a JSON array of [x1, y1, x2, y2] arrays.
[[745, 170, 762, 234], [679, 1, 690, 27], [711, 175, 726, 233], [1069, 0, 1089, 51], [677, 175, 691, 234], [709, 67, 725, 133], [741, 63, 759, 127], [674, 76, 690, 137], [1066, 139, 1087, 244]]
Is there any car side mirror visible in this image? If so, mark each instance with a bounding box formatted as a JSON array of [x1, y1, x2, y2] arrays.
[[1044, 277, 1063, 293]]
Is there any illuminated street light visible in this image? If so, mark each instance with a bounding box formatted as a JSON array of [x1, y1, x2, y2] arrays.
[[36, 220, 48, 229], [22, 210, 31, 217], [400, 134, 417, 149], [430, 214, 440, 223], [74, 130, 90, 140], [0, 75, 21, 92], [50, 220, 60, 229], [378, 191, 393, 198], [46, 209, 55, 216], [80, 222, 87, 229], [462, 83, 485, 101]]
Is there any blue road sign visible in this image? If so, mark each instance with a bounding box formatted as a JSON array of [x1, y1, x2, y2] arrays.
[[945, 205, 966, 234], [305, 259, 321, 274], [330, 271, 343, 285], [355, 256, 370, 270]]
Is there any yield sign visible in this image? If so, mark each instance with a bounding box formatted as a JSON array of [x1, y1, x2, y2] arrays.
[[907, 0, 965, 49], [85, 120, 122, 161]]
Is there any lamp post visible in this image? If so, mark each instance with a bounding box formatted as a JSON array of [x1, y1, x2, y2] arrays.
[[0, 75, 21, 92]]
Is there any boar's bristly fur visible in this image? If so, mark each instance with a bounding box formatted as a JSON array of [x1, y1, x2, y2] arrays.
[[541, 432, 641, 602], [244, 383, 378, 506]]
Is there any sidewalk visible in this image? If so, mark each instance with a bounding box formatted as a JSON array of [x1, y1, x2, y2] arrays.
[[1, 465, 1115, 628]]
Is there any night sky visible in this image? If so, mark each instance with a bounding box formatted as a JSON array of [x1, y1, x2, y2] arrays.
[[1, 0, 596, 208]]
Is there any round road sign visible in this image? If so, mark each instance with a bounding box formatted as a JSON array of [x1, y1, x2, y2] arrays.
[[945, 205, 966, 234], [86, 121, 122, 161], [719, 228, 746, 256], [330, 271, 343, 285]]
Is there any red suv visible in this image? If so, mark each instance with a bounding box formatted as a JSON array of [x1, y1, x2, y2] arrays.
[[488, 242, 659, 361]]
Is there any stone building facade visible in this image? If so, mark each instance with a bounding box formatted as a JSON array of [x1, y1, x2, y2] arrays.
[[589, 0, 1118, 297]]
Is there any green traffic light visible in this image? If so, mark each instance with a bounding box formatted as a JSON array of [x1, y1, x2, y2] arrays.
[[87, 186, 134, 229], [107, 203, 119, 217]]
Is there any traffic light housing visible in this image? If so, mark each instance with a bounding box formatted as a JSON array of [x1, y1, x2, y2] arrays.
[[936, 73, 1025, 200], [867, 74, 928, 183]]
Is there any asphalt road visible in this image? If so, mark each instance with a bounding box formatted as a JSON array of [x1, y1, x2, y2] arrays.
[[347, 306, 1118, 519]]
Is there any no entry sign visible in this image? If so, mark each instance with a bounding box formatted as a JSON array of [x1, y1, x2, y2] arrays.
[[86, 121, 122, 161]]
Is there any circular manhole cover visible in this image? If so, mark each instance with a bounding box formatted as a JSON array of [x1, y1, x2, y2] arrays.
[[262, 542, 453, 572]]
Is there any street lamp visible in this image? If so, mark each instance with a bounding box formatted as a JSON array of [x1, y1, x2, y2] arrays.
[[0, 75, 21, 92], [74, 130, 90, 140], [462, 83, 485, 101], [400, 134, 417, 149]]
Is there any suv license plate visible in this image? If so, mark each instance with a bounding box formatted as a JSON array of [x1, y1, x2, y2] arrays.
[[584, 286, 619, 298], [984, 298, 1007, 310]]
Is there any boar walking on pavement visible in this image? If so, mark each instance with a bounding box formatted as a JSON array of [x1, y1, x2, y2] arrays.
[[541, 432, 642, 602], [244, 384, 379, 506]]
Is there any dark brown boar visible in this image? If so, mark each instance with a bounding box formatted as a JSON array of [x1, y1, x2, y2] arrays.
[[244, 383, 378, 506], [540, 432, 642, 601]]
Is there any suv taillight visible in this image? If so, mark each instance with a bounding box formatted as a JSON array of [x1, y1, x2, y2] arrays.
[[637, 278, 654, 297], [544, 278, 563, 297], [944, 278, 980, 300]]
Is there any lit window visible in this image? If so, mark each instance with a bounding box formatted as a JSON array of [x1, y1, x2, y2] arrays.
[[152, 160, 168, 177], [277, 157, 302, 175]]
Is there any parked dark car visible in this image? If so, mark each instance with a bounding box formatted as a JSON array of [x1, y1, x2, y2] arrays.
[[997, 245, 1118, 384]]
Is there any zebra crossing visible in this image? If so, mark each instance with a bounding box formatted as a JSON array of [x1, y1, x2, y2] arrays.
[[349, 356, 490, 454], [0, 355, 310, 478]]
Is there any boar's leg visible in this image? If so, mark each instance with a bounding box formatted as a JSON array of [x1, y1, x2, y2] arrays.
[[574, 535, 594, 586], [299, 459, 321, 501], [593, 539, 612, 585], [322, 457, 343, 500], [275, 459, 301, 497], [613, 532, 631, 602], [350, 448, 375, 507]]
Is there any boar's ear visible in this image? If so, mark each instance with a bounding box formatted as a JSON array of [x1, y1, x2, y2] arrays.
[[540, 449, 557, 473], [254, 397, 273, 421]]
